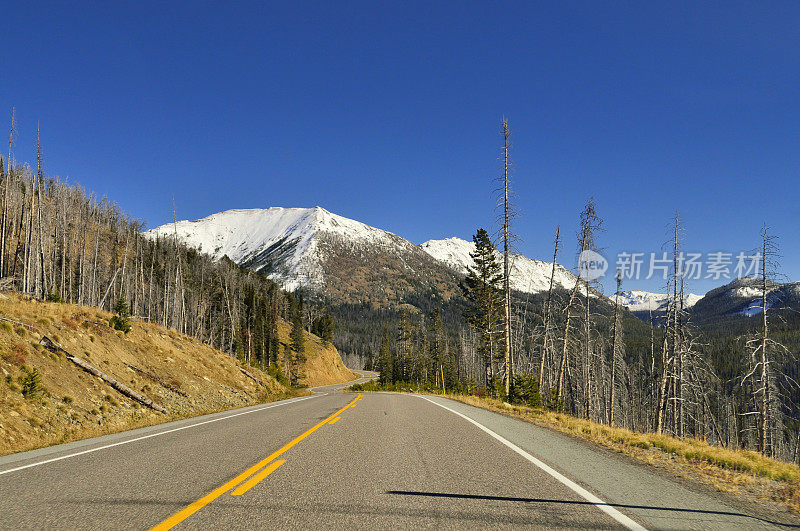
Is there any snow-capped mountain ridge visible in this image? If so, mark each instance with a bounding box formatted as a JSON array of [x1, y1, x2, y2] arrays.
[[145, 206, 463, 303], [145, 207, 413, 292], [618, 290, 703, 313], [150, 206, 722, 313], [691, 277, 800, 319], [148, 208, 590, 298], [420, 237, 578, 294]]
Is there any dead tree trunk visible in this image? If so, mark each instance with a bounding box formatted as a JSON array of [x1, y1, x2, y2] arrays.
[[539, 226, 559, 395], [1, 108, 15, 278], [501, 119, 512, 396], [609, 271, 621, 426]]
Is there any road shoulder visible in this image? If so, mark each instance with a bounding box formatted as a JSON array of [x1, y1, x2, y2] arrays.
[[418, 394, 800, 530]]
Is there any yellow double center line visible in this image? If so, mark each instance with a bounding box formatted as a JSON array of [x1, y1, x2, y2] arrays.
[[151, 393, 361, 530]]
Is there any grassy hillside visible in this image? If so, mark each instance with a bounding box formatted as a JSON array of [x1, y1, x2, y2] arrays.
[[276, 319, 355, 387], [0, 294, 353, 456]]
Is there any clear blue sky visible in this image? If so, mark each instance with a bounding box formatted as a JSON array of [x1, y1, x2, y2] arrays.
[[3, 2, 798, 295]]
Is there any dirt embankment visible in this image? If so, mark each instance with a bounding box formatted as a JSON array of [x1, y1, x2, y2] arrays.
[[0, 294, 352, 456]]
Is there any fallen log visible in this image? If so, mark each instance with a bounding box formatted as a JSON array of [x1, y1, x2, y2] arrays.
[[39, 335, 68, 354], [240, 366, 268, 388], [0, 316, 35, 330], [40, 336, 167, 414], [123, 362, 188, 397]]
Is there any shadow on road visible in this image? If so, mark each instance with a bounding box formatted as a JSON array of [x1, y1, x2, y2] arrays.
[[387, 490, 800, 528]]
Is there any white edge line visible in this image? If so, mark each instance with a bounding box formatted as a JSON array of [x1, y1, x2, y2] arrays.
[[0, 394, 320, 477], [418, 396, 648, 531]]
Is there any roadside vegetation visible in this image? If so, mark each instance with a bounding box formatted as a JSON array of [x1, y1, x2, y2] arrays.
[[0, 293, 351, 456], [0, 112, 355, 456]]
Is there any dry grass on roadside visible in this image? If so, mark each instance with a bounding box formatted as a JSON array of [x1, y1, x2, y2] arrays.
[[447, 393, 800, 513]]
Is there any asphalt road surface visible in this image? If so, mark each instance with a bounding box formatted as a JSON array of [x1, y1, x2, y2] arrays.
[[0, 371, 796, 530]]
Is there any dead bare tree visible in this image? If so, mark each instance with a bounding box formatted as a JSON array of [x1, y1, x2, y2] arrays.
[[578, 198, 602, 420], [1, 108, 15, 278], [501, 118, 513, 396], [609, 269, 622, 426], [538, 226, 560, 397], [741, 226, 785, 456]]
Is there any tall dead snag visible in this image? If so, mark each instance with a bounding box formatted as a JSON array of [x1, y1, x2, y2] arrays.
[[609, 270, 622, 426], [556, 278, 580, 408], [1, 108, 15, 278], [556, 200, 600, 412], [501, 118, 513, 396], [743, 225, 784, 456], [24, 160, 36, 294], [656, 288, 673, 435], [759, 227, 772, 455], [671, 213, 683, 438], [656, 213, 682, 435], [539, 226, 560, 397], [578, 198, 602, 420], [35, 125, 47, 298], [171, 198, 185, 332]]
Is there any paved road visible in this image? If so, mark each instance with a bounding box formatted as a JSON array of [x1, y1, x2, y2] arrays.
[[0, 372, 796, 529]]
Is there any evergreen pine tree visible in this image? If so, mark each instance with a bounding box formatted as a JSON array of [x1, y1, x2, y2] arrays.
[[289, 296, 306, 385], [110, 296, 132, 333], [461, 228, 503, 388], [378, 328, 393, 386], [19, 366, 41, 399], [312, 313, 335, 344]]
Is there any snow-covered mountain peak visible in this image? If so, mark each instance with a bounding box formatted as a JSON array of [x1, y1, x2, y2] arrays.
[[420, 237, 578, 295], [145, 207, 419, 292]]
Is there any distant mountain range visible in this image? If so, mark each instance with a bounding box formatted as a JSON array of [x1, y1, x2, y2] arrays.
[[618, 290, 703, 313], [147, 207, 798, 320], [690, 277, 800, 323]]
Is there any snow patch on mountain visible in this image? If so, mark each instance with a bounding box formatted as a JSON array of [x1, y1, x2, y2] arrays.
[[741, 299, 773, 316], [733, 286, 762, 299], [420, 237, 578, 294]]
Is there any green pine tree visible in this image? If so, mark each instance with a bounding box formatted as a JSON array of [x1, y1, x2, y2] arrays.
[[312, 313, 335, 345], [289, 297, 306, 385], [19, 366, 41, 399], [110, 296, 132, 333], [378, 327, 393, 386], [461, 228, 503, 389]]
